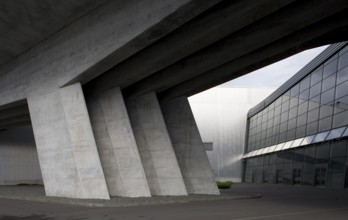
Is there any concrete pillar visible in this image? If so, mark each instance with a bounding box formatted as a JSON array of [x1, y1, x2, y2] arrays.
[[28, 83, 110, 200], [160, 97, 220, 195], [86, 87, 151, 198], [126, 92, 188, 196]]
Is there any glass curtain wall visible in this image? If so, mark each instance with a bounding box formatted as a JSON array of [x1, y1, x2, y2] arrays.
[[244, 43, 348, 188]]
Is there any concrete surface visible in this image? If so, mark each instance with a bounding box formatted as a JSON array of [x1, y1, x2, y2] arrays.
[[0, 0, 108, 66], [87, 87, 151, 198], [0, 126, 42, 185], [0, 0, 212, 107], [87, 0, 287, 93], [28, 83, 109, 199], [161, 97, 219, 195], [125, 0, 348, 98], [1, 0, 348, 201], [126, 92, 188, 196], [1, 184, 348, 219]]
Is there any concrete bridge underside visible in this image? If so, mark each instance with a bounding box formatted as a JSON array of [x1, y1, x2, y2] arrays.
[[0, 0, 348, 199]]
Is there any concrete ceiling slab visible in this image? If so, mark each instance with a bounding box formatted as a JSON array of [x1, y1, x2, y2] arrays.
[[0, 0, 109, 67]]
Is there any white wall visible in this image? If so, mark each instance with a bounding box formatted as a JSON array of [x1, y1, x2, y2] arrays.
[[189, 87, 275, 182], [0, 125, 42, 185]]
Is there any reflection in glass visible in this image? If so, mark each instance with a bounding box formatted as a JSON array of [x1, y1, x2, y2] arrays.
[[338, 51, 348, 70], [323, 59, 337, 79], [266, 145, 276, 153], [318, 116, 332, 132], [274, 143, 285, 152], [300, 76, 311, 91], [290, 138, 304, 148], [322, 74, 336, 92], [312, 131, 330, 143], [321, 88, 335, 104], [310, 82, 322, 98], [311, 67, 323, 86], [342, 126, 348, 137], [337, 66, 348, 84], [336, 80, 348, 99], [300, 135, 316, 146], [326, 127, 346, 140], [282, 141, 294, 150], [334, 95, 348, 114]]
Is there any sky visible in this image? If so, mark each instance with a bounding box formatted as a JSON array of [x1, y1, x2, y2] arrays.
[[219, 45, 329, 89]]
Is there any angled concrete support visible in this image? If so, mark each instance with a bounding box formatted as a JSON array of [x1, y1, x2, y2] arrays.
[[126, 92, 187, 196], [28, 83, 110, 199], [86, 87, 151, 198], [160, 97, 219, 195]]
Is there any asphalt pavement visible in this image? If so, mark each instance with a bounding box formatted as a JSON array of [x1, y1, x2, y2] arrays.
[[1, 183, 348, 220]]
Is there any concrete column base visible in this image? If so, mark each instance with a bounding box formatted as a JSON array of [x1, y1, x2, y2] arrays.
[[86, 87, 151, 198], [126, 92, 188, 196], [161, 97, 220, 195], [28, 83, 110, 199]]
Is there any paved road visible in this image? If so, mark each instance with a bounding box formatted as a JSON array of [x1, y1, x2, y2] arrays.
[[1, 183, 348, 220]]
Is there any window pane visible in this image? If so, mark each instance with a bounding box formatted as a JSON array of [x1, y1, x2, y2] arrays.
[[329, 157, 345, 173], [281, 111, 289, 123], [337, 66, 348, 84], [298, 102, 308, 115], [291, 138, 304, 148], [318, 116, 332, 132], [338, 51, 348, 70], [300, 76, 311, 91], [333, 111, 348, 128], [296, 125, 306, 138], [326, 127, 346, 141], [334, 95, 348, 114], [297, 113, 307, 127], [307, 108, 319, 123], [310, 82, 322, 98], [331, 140, 347, 157], [274, 105, 281, 116], [311, 67, 323, 86], [322, 73, 336, 92], [286, 129, 296, 141], [281, 100, 290, 112], [299, 89, 310, 103], [290, 97, 299, 109], [313, 131, 330, 143], [316, 143, 330, 159], [321, 88, 335, 105], [306, 121, 318, 135], [323, 59, 338, 79], [291, 84, 300, 96], [289, 106, 298, 119], [301, 135, 316, 146], [336, 80, 348, 99], [319, 103, 334, 119], [309, 95, 320, 111]]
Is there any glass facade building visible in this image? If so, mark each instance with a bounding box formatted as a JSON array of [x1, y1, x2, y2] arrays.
[[243, 42, 348, 188]]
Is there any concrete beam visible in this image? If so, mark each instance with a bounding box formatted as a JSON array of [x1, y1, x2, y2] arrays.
[[159, 10, 348, 100], [86, 88, 151, 198], [161, 97, 220, 195], [123, 0, 348, 97], [85, 0, 294, 94], [126, 92, 188, 196], [28, 83, 110, 199], [0, 0, 217, 107]]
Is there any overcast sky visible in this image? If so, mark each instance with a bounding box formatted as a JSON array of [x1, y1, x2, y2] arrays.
[[219, 45, 329, 89]]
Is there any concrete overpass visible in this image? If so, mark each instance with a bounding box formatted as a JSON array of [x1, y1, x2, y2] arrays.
[[0, 0, 348, 199]]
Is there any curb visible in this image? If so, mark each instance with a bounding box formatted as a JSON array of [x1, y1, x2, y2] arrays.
[[0, 194, 262, 208]]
